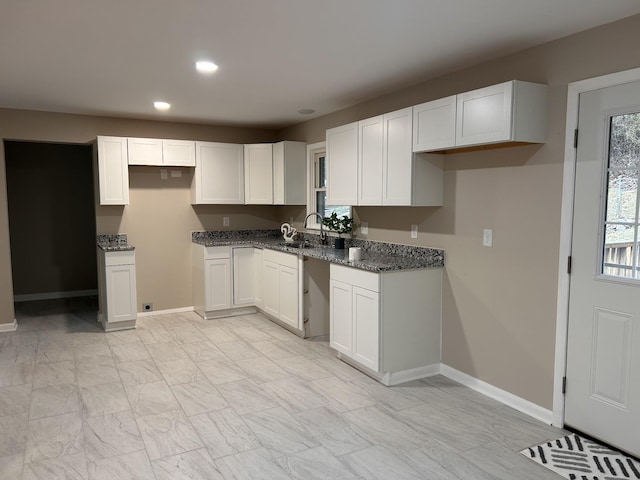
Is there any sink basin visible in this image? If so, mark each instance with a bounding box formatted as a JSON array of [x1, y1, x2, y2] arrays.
[[279, 241, 312, 249]]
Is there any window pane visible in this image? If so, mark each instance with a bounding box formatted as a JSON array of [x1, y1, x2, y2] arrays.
[[316, 191, 326, 217], [326, 205, 351, 218], [603, 224, 636, 277], [606, 170, 638, 222], [317, 155, 326, 188], [609, 113, 640, 169]]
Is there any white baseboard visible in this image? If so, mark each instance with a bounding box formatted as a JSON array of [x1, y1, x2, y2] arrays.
[[382, 363, 441, 386], [14, 289, 98, 303], [0, 319, 18, 332], [440, 364, 554, 425], [137, 306, 195, 318]]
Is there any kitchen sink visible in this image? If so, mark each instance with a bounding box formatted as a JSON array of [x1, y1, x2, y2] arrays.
[[278, 241, 313, 249]]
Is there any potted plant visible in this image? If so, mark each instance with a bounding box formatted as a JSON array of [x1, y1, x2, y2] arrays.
[[322, 212, 354, 249]]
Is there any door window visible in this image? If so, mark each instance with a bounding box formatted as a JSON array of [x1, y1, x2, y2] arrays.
[[602, 111, 640, 278]]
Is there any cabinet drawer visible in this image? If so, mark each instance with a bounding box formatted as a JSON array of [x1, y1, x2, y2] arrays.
[[263, 248, 298, 269], [204, 246, 231, 260], [104, 250, 135, 266], [330, 264, 379, 292]]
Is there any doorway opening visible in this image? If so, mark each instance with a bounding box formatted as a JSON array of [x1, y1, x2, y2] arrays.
[[4, 140, 99, 329]]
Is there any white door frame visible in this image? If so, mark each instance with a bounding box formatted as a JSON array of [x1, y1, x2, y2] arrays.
[[553, 66, 640, 426]]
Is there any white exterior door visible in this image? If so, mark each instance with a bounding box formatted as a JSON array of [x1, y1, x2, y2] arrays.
[[565, 80, 640, 456]]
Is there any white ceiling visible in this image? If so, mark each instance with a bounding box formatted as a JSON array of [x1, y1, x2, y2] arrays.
[[2, 0, 640, 129]]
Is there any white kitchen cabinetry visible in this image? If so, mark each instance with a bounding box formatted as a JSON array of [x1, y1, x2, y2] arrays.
[[254, 248, 263, 308], [128, 138, 196, 167], [326, 122, 358, 206], [244, 144, 274, 204], [97, 249, 137, 332], [192, 142, 244, 204], [232, 247, 255, 306], [262, 249, 301, 331], [358, 108, 444, 207], [193, 245, 232, 318], [412, 95, 457, 152], [273, 141, 307, 205], [96, 136, 129, 205], [413, 80, 547, 152], [329, 264, 442, 385]]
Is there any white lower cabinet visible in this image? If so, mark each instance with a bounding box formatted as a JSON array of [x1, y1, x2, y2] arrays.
[[97, 249, 137, 331], [193, 245, 232, 318], [262, 249, 301, 330], [329, 263, 441, 385], [232, 247, 255, 306]]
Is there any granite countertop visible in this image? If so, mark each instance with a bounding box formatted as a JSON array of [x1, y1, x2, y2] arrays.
[[192, 230, 444, 272], [97, 234, 135, 252]]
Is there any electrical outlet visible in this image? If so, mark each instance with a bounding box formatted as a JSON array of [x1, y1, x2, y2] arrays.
[[289, 216, 294, 225], [411, 224, 418, 239], [361, 222, 368, 235], [160, 169, 168, 180], [142, 303, 153, 312], [223, 216, 230, 227], [483, 229, 493, 247]]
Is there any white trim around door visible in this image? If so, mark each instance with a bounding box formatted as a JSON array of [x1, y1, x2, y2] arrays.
[[553, 66, 640, 427]]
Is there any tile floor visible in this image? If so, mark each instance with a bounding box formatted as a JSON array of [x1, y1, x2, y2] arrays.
[[0, 297, 566, 479]]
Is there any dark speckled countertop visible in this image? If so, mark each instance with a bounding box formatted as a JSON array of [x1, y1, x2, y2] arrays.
[[192, 229, 444, 272], [97, 234, 135, 252]]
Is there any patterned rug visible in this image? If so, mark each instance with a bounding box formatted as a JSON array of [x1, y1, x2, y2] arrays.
[[521, 433, 640, 479]]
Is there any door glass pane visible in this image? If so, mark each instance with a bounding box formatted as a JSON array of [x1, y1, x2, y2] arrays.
[[601, 111, 640, 279], [605, 170, 638, 222]]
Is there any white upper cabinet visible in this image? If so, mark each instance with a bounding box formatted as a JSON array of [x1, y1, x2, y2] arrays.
[[326, 122, 358, 206], [358, 115, 384, 206], [97, 136, 129, 205], [413, 95, 457, 152], [162, 139, 196, 166], [357, 108, 443, 207], [128, 137, 163, 166], [244, 144, 274, 204], [273, 141, 306, 205], [413, 80, 547, 152], [128, 138, 196, 166], [192, 141, 244, 204], [382, 107, 414, 205]]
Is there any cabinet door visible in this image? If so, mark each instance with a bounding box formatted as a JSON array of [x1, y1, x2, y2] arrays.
[[329, 279, 352, 356], [105, 264, 137, 323], [233, 247, 255, 306], [244, 144, 273, 204], [358, 115, 383, 205], [456, 81, 513, 146], [279, 265, 299, 329], [127, 138, 163, 166], [97, 136, 129, 205], [254, 249, 263, 308], [413, 96, 457, 152], [273, 141, 307, 205], [326, 122, 358, 206], [382, 107, 413, 206], [193, 142, 244, 204], [262, 260, 280, 318], [163, 140, 196, 167], [204, 258, 231, 311], [352, 286, 379, 372]]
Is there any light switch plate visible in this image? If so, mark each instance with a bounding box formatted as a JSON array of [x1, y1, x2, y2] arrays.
[[361, 222, 368, 235], [483, 229, 493, 247], [170, 170, 182, 178], [223, 216, 230, 227], [411, 224, 418, 239]]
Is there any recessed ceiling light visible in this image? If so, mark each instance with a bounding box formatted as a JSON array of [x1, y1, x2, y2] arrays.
[[297, 108, 315, 115], [153, 101, 171, 111], [195, 61, 219, 74]]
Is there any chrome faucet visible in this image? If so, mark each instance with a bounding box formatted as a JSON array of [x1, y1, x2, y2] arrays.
[[303, 212, 327, 245]]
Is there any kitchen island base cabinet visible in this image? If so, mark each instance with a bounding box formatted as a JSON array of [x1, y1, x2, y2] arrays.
[[261, 249, 302, 333], [330, 264, 441, 385], [97, 249, 137, 332]]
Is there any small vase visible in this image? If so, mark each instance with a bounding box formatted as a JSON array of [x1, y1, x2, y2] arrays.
[[334, 237, 345, 249]]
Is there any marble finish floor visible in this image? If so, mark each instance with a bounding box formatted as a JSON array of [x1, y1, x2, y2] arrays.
[[0, 297, 566, 479]]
